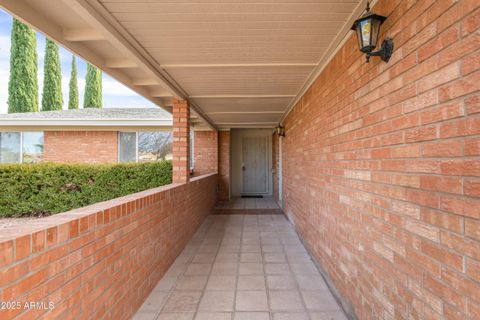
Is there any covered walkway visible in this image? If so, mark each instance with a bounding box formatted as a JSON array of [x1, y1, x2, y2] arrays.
[[1, 0, 478, 319], [134, 214, 346, 320]]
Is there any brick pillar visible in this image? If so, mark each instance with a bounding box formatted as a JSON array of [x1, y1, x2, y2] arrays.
[[193, 130, 218, 176], [218, 130, 230, 201], [172, 98, 190, 184]]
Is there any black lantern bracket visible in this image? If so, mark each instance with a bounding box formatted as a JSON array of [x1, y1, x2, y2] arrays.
[[366, 37, 394, 63], [275, 125, 285, 137], [351, 1, 394, 63]]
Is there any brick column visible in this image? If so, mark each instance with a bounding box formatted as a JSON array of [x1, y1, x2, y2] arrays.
[[193, 130, 218, 176], [218, 130, 230, 201], [172, 98, 190, 184]]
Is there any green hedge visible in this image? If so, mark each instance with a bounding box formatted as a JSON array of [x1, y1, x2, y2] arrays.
[[0, 161, 172, 218]]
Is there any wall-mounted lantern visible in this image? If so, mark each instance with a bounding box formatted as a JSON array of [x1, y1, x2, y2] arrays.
[[276, 125, 285, 137], [351, 2, 393, 63]]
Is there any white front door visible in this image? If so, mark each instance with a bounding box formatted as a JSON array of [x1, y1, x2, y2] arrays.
[[242, 136, 268, 194]]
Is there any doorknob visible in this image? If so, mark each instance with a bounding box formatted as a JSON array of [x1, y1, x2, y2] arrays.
[[242, 166, 246, 171]]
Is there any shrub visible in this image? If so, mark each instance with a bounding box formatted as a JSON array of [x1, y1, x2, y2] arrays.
[[0, 161, 172, 217]]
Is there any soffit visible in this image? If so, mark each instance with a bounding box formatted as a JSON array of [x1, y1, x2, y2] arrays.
[[1, 0, 365, 129], [98, 0, 361, 128]]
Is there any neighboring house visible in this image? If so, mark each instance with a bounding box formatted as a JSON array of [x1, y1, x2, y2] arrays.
[[0, 108, 173, 164]]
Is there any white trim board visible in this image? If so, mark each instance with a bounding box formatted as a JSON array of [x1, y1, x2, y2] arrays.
[[0, 119, 172, 128]]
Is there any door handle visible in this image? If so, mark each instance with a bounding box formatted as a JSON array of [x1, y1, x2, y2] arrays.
[[242, 166, 246, 171]]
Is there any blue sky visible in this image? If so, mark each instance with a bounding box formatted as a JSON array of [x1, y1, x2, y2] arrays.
[[0, 9, 155, 114]]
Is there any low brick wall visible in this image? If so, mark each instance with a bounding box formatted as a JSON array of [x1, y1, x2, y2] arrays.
[[0, 173, 217, 320]]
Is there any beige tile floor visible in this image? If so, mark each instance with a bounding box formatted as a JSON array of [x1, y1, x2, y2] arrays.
[[133, 215, 347, 320], [215, 197, 279, 210]]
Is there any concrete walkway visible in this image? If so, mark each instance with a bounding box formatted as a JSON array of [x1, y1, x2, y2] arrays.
[[133, 214, 346, 320]]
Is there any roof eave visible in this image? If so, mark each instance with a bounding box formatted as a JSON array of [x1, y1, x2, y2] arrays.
[[0, 119, 172, 128]]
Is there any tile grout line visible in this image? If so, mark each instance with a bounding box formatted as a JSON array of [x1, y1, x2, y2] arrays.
[[231, 214, 245, 320], [283, 225, 313, 320], [262, 214, 274, 320], [137, 214, 345, 320]]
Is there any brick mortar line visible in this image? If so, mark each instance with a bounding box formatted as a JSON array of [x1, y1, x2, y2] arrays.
[[292, 49, 478, 141], [292, 170, 480, 200], [280, 193, 479, 265], [283, 207, 478, 315], [282, 182, 471, 231], [286, 112, 480, 155], [283, 168, 480, 204]]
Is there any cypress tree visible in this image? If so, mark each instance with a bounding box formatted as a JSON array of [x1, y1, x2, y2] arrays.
[[8, 19, 38, 113], [83, 64, 102, 108], [68, 55, 79, 109], [41, 38, 63, 111]]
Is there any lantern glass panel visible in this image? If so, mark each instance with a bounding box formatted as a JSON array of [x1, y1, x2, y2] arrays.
[[370, 17, 381, 48], [360, 18, 372, 49], [355, 23, 363, 50]]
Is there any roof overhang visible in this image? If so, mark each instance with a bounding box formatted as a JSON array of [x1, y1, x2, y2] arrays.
[[0, 0, 371, 129], [0, 119, 172, 131]]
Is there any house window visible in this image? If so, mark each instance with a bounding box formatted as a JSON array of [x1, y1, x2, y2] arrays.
[[22, 132, 44, 163], [119, 131, 172, 163], [118, 132, 137, 163], [0, 132, 21, 163], [138, 131, 172, 162], [0, 132, 44, 164]]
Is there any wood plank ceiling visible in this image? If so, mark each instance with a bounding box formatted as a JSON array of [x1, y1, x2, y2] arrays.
[[0, 0, 364, 129], [99, 0, 361, 129]]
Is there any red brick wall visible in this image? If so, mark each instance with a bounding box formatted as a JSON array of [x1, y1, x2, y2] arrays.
[[0, 174, 217, 320], [282, 0, 480, 319], [193, 130, 218, 176], [44, 131, 118, 163], [172, 98, 190, 183], [218, 131, 230, 201], [272, 133, 279, 204]]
